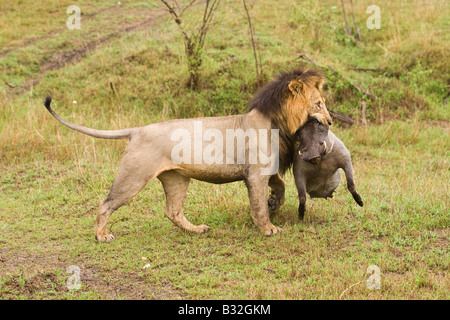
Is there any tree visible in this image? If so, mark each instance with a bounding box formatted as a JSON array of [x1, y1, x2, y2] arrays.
[[160, 0, 220, 89]]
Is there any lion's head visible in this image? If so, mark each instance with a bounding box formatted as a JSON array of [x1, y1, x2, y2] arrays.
[[249, 68, 333, 174]]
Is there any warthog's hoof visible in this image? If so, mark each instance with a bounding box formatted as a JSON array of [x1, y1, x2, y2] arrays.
[[268, 196, 279, 213], [268, 190, 283, 213]]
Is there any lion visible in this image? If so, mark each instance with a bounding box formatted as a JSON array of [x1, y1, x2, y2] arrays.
[[43, 68, 332, 241]]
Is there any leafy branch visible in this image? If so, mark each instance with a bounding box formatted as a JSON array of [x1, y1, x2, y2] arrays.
[[160, 0, 220, 89]]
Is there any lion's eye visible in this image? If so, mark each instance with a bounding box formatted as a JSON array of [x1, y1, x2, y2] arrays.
[[316, 102, 321, 109]]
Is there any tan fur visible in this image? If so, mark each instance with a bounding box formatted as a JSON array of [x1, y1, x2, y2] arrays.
[[285, 78, 330, 134], [43, 69, 332, 241]]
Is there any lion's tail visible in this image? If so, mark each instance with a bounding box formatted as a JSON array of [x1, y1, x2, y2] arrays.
[[44, 96, 134, 140]]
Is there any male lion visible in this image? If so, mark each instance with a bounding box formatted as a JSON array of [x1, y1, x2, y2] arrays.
[[43, 68, 332, 241]]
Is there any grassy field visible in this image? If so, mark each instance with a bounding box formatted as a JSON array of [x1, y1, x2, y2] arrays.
[[0, 0, 448, 300]]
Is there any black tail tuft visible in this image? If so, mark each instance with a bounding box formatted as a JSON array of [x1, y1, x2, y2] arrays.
[[44, 96, 52, 110]]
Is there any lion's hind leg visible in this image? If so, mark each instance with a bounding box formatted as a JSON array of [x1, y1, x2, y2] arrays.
[[95, 150, 159, 242], [157, 170, 210, 234]]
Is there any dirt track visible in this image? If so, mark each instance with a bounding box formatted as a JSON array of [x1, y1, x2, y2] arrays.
[[2, 5, 165, 97]]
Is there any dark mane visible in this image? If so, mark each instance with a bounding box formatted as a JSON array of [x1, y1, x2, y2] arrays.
[[249, 68, 324, 116], [249, 68, 325, 175]]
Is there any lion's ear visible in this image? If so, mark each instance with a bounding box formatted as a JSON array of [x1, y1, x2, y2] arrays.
[[288, 80, 305, 96], [314, 77, 325, 91]]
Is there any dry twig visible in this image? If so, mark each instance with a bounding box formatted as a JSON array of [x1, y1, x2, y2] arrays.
[[360, 100, 367, 126], [297, 52, 376, 125], [242, 0, 263, 86], [349, 0, 361, 41], [340, 0, 361, 41], [348, 67, 383, 72], [5, 81, 18, 88], [339, 280, 364, 300], [341, 0, 352, 36], [329, 110, 356, 126], [297, 52, 373, 99]]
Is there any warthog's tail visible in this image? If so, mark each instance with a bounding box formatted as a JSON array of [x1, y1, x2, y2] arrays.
[[44, 96, 134, 139]]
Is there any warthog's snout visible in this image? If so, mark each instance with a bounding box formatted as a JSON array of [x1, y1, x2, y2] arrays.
[[308, 156, 320, 164], [300, 140, 327, 163]]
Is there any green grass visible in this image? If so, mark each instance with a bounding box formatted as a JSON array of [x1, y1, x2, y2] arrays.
[[0, 0, 448, 299]]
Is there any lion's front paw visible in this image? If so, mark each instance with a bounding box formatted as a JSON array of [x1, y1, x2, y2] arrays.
[[263, 224, 283, 237], [195, 224, 210, 234], [95, 233, 115, 242]]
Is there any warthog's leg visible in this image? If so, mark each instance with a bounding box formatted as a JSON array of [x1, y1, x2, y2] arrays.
[[246, 174, 283, 236], [293, 173, 307, 220], [343, 162, 364, 207], [268, 173, 285, 214], [157, 170, 210, 234]]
